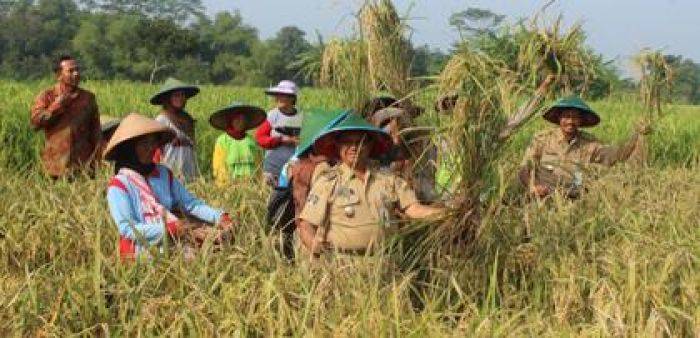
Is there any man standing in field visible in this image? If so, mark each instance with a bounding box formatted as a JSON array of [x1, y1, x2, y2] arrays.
[[297, 113, 443, 260], [30, 55, 101, 178], [519, 96, 650, 199]]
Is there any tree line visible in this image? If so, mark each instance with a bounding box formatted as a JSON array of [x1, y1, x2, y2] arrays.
[[0, 0, 698, 103], [0, 0, 447, 87]]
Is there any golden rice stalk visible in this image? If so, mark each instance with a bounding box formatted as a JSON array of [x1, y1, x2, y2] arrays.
[[633, 48, 674, 117], [319, 38, 372, 111], [359, 0, 414, 98], [516, 15, 595, 96], [434, 50, 555, 249]]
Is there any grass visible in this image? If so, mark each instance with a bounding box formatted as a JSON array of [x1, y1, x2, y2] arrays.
[[0, 80, 698, 336]]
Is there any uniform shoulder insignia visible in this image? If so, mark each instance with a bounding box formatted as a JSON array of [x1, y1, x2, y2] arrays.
[[317, 166, 339, 182]]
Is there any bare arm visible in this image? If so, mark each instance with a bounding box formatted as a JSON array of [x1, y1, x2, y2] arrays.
[[297, 219, 319, 252], [404, 203, 444, 220]]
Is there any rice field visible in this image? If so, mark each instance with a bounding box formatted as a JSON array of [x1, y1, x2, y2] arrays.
[[0, 80, 698, 336]]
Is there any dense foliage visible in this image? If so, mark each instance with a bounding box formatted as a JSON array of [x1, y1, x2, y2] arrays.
[[0, 0, 448, 86]]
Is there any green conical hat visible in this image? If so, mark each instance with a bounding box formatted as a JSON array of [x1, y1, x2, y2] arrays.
[[315, 112, 393, 158], [543, 96, 600, 127], [294, 109, 350, 157], [150, 77, 200, 105]]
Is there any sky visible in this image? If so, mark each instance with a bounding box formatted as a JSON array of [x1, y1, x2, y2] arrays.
[[202, 0, 699, 70]]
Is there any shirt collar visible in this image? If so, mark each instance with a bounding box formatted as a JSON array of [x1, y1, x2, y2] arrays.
[[337, 162, 373, 183], [559, 130, 580, 146]]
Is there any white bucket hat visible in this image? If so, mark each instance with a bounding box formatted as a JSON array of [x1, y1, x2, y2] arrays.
[[265, 80, 299, 96]]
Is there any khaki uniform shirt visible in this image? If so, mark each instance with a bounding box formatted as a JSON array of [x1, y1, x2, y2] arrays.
[[299, 163, 418, 251], [521, 128, 637, 188], [30, 86, 101, 177]]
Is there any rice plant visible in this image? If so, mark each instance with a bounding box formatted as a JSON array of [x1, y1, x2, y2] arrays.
[[633, 48, 674, 117]]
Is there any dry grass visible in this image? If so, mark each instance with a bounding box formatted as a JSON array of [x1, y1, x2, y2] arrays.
[[0, 80, 698, 336]]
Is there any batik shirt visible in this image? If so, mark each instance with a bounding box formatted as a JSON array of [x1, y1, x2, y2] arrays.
[[30, 86, 101, 177]]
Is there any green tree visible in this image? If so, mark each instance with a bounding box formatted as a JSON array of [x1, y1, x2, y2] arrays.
[[0, 0, 78, 79], [667, 55, 700, 104], [79, 0, 204, 23], [259, 26, 312, 85], [193, 11, 260, 84]]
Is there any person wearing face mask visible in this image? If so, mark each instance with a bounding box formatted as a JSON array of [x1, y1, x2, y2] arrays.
[[519, 96, 651, 199], [104, 114, 233, 260], [30, 55, 101, 178], [209, 103, 267, 186], [150, 78, 201, 181], [255, 80, 303, 187]]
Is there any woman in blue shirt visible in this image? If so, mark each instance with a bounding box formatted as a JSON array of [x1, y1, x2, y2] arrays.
[[103, 113, 232, 260]]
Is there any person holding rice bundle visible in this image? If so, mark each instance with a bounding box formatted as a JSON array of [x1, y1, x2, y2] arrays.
[[150, 78, 201, 181], [104, 113, 233, 260], [255, 80, 303, 186], [519, 96, 651, 199], [209, 103, 266, 186], [268, 108, 349, 260], [297, 113, 444, 259]]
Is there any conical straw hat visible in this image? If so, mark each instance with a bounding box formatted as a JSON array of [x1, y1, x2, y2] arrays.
[[208, 102, 267, 131], [103, 113, 175, 161]]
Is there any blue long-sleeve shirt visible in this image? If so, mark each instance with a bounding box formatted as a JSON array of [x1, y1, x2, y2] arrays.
[[106, 165, 222, 255]]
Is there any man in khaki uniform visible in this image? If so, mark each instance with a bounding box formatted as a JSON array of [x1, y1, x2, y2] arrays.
[[519, 96, 650, 199], [298, 113, 443, 257]]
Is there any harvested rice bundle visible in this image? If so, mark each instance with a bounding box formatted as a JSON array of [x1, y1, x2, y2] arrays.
[[633, 48, 674, 117]]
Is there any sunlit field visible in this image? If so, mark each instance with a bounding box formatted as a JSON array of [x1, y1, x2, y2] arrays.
[[0, 80, 698, 336]]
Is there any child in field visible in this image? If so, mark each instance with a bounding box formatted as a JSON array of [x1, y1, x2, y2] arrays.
[[104, 113, 233, 260], [209, 103, 266, 186], [255, 80, 303, 186]]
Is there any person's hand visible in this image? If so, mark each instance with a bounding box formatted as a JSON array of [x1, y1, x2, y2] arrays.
[[531, 184, 551, 198], [218, 213, 234, 231], [167, 220, 185, 238], [48, 91, 79, 113], [190, 227, 212, 243], [280, 135, 299, 146], [310, 238, 329, 255]]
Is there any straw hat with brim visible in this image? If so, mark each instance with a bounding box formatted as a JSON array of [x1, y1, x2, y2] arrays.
[[294, 108, 350, 158], [435, 92, 458, 113], [209, 103, 267, 131], [103, 113, 175, 161], [100, 115, 122, 134], [543, 96, 600, 127], [265, 80, 299, 96], [314, 112, 392, 159], [362, 95, 397, 117], [150, 77, 200, 105], [371, 107, 404, 127]]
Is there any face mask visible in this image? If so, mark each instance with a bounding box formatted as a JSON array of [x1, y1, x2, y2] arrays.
[[226, 125, 246, 140]]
